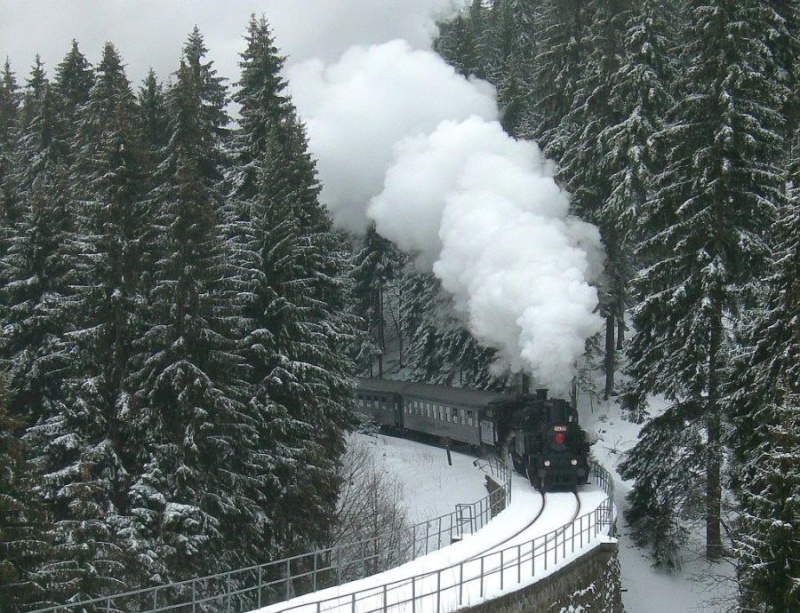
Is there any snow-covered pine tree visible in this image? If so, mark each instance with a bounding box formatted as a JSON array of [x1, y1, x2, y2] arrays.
[[728, 23, 799, 599], [621, 0, 786, 562], [25, 42, 154, 600], [597, 0, 678, 345], [0, 394, 63, 613], [138, 69, 170, 165], [55, 41, 93, 112], [433, 9, 484, 81], [0, 59, 19, 240], [0, 60, 77, 424], [401, 271, 497, 389], [126, 30, 254, 582], [228, 15, 356, 559], [483, 0, 541, 138], [554, 0, 633, 399], [735, 389, 800, 611], [530, 0, 588, 163], [350, 224, 406, 378]]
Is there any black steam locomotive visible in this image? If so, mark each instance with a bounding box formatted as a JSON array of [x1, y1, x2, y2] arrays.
[[354, 378, 591, 492]]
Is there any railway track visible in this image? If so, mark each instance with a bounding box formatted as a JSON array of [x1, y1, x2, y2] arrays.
[[256, 449, 610, 613]]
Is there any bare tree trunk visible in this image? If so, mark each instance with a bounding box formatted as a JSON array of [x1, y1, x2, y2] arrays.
[[706, 411, 723, 559], [604, 315, 615, 399], [705, 300, 723, 559], [616, 312, 625, 350], [377, 282, 384, 379]]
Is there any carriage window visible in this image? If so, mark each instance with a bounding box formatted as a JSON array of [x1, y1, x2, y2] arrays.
[[467, 410, 473, 427]]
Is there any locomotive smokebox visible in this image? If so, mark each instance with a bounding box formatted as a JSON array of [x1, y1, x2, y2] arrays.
[[535, 389, 548, 401]]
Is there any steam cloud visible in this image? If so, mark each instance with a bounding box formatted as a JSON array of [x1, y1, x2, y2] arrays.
[[287, 37, 604, 393]]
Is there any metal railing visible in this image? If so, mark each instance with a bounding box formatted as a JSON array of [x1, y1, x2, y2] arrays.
[[29, 457, 512, 613], [263, 461, 615, 613]]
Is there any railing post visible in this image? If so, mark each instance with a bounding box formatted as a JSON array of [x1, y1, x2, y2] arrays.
[[192, 579, 197, 613], [480, 557, 484, 597], [383, 583, 388, 612], [459, 562, 464, 605], [517, 544, 522, 583], [257, 566, 263, 608], [412, 575, 416, 613], [544, 534, 548, 570], [313, 552, 318, 592], [500, 550, 504, 591], [436, 570, 441, 613]]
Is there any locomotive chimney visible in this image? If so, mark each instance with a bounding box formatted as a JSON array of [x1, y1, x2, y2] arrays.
[[535, 389, 548, 401]]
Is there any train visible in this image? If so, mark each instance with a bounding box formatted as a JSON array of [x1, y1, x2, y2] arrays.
[[354, 377, 592, 492]]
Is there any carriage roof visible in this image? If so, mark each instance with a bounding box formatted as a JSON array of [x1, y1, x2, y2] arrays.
[[357, 377, 508, 408]]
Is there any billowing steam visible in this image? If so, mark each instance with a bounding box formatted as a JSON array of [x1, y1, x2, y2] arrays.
[[287, 37, 604, 393]]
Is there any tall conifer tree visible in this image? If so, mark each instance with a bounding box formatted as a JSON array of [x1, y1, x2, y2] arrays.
[[228, 15, 356, 558], [621, 0, 785, 562], [0, 60, 76, 423], [127, 29, 252, 581], [25, 43, 153, 599]]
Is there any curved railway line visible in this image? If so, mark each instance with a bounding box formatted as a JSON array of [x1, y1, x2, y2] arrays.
[[259, 478, 607, 613]]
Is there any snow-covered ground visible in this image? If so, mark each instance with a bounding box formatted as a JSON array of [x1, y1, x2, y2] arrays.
[[251, 433, 612, 613], [376, 420, 737, 612], [579, 395, 738, 612], [249, 394, 737, 613]]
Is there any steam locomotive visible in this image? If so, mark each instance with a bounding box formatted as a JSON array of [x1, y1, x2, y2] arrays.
[[354, 378, 592, 492]]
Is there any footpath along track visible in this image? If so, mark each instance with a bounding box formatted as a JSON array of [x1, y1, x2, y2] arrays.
[[254, 478, 608, 613]]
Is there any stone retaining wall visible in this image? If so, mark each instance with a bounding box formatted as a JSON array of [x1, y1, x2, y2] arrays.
[[457, 541, 624, 613]]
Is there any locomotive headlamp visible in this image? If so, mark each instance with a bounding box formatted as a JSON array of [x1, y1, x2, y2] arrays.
[[544, 460, 551, 467], [570, 459, 578, 466]]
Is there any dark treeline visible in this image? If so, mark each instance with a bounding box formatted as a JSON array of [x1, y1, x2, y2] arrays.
[[434, 0, 799, 611], [0, 16, 359, 611]]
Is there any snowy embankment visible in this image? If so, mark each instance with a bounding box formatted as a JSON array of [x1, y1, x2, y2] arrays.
[[250, 435, 614, 613], [580, 396, 737, 612]]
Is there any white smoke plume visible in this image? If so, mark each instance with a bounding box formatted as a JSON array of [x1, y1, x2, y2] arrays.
[[287, 33, 604, 394]]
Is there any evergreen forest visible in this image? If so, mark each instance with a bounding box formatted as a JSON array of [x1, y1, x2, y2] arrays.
[[0, 2, 798, 612]]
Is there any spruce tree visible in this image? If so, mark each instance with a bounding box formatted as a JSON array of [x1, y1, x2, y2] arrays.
[[127, 30, 252, 581], [0, 59, 19, 239], [729, 28, 799, 599], [531, 0, 588, 162], [0, 394, 58, 613], [485, 0, 541, 138], [621, 0, 785, 562], [350, 224, 406, 377], [228, 15, 356, 558], [0, 61, 76, 423], [735, 391, 800, 611], [25, 42, 154, 599], [401, 271, 497, 388]]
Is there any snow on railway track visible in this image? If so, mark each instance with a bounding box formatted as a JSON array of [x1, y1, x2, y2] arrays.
[[251, 472, 613, 613]]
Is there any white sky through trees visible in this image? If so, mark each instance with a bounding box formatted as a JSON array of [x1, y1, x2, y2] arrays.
[[1, 0, 604, 392]]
